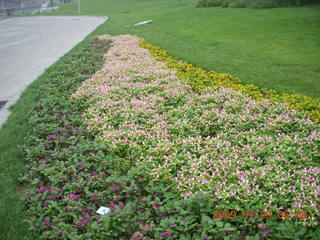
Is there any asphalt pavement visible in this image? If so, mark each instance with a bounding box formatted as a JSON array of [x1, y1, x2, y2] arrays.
[[0, 16, 107, 128]]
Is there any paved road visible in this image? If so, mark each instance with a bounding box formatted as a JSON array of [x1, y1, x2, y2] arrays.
[[0, 16, 107, 128]]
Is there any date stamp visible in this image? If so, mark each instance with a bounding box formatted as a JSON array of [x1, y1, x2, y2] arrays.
[[212, 210, 308, 220]]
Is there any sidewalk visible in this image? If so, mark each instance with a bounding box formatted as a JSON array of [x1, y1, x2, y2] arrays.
[[0, 16, 107, 128]]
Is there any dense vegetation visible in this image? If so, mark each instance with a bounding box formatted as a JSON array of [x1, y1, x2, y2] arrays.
[[18, 34, 319, 239], [0, 36, 110, 240], [1, 0, 319, 239], [141, 42, 320, 122], [197, 0, 320, 8]]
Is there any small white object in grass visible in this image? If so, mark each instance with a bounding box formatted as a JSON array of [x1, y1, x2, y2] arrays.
[[134, 20, 152, 26], [96, 206, 110, 215]]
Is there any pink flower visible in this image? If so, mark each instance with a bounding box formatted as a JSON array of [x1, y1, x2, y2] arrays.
[[44, 218, 50, 227], [78, 162, 86, 168], [69, 193, 81, 200], [258, 223, 268, 229], [133, 231, 143, 239], [113, 195, 123, 200], [110, 203, 116, 211], [90, 195, 98, 201], [163, 232, 171, 237], [75, 216, 90, 227], [47, 136, 55, 141]]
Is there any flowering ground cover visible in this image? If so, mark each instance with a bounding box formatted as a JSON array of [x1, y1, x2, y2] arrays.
[[22, 34, 320, 239], [139, 42, 320, 123]]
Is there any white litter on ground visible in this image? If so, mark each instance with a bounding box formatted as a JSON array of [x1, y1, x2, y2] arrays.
[[96, 206, 111, 215], [134, 20, 152, 26]]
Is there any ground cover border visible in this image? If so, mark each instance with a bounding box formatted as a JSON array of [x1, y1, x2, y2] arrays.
[[140, 41, 320, 122], [0, 35, 110, 240]]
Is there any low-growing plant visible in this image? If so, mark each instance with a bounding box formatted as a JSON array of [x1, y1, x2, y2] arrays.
[[197, 0, 232, 7], [228, 0, 248, 8], [197, 0, 320, 8], [21, 34, 320, 239], [140, 41, 320, 122], [73, 34, 319, 237]]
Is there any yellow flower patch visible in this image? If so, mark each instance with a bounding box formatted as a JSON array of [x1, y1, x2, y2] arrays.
[[140, 41, 320, 122]]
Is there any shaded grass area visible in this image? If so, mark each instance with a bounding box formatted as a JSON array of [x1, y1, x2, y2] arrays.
[[47, 0, 320, 98], [0, 36, 109, 240]]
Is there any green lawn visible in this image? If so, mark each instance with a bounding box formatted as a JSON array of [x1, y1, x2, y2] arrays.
[[48, 0, 320, 98]]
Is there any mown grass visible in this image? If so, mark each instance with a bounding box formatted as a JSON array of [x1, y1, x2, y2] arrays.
[[47, 0, 320, 98], [0, 101, 35, 240]]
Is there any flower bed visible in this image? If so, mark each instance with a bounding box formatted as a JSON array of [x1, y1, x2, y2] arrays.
[[75, 34, 319, 225], [23, 35, 320, 239], [139, 42, 320, 123]]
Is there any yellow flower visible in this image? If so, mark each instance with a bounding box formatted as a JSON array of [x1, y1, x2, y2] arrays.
[[139, 41, 320, 122]]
